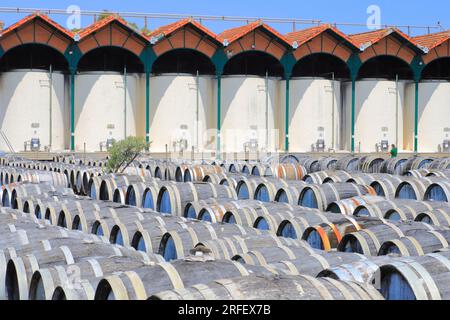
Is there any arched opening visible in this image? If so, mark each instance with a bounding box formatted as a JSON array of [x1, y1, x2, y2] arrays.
[[223, 51, 284, 77], [77, 46, 144, 73], [358, 55, 413, 80], [74, 46, 145, 151], [152, 49, 215, 75], [149, 49, 216, 153], [292, 53, 350, 79], [0, 43, 68, 71], [422, 58, 450, 80]]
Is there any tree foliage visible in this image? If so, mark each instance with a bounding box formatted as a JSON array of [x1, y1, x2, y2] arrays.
[[106, 137, 149, 173]]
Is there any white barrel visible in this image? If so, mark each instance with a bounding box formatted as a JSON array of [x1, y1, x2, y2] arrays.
[[75, 72, 145, 151]]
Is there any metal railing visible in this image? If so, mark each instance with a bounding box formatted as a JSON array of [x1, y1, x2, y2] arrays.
[[0, 6, 444, 35]]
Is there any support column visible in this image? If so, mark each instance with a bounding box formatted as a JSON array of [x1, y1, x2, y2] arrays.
[[285, 77, 290, 152], [414, 79, 419, 153], [216, 73, 222, 159], [351, 78, 356, 153], [145, 71, 150, 146], [70, 72, 75, 151]]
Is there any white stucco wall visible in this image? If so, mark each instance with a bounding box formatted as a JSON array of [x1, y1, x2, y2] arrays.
[[74, 72, 144, 152], [344, 80, 406, 152], [149, 74, 215, 153], [221, 76, 281, 153], [0, 70, 67, 152], [405, 81, 450, 152]]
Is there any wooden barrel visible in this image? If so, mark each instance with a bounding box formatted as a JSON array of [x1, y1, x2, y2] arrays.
[[327, 196, 386, 215], [268, 163, 307, 180], [335, 156, 360, 172], [202, 172, 230, 184], [297, 158, 321, 173], [415, 208, 450, 227], [354, 199, 450, 220], [236, 176, 284, 200], [404, 157, 435, 171], [380, 158, 408, 175], [299, 216, 384, 251], [378, 229, 450, 256], [29, 256, 157, 300], [4, 242, 160, 300], [3, 183, 74, 208], [227, 162, 247, 174], [254, 180, 296, 202], [183, 165, 224, 182], [16, 171, 69, 188], [318, 157, 338, 171], [427, 170, 450, 178], [185, 199, 247, 222], [303, 170, 339, 184], [274, 182, 309, 205], [94, 259, 275, 300], [337, 220, 444, 256], [345, 173, 393, 186], [98, 174, 150, 201], [405, 169, 431, 178], [130, 217, 205, 254], [299, 183, 376, 211], [267, 251, 368, 277], [158, 224, 263, 261], [64, 201, 148, 234], [429, 158, 450, 170], [232, 245, 318, 266], [377, 252, 450, 300], [318, 256, 392, 284], [156, 182, 237, 215], [396, 177, 447, 200], [223, 202, 294, 228], [424, 181, 450, 202], [150, 273, 383, 300], [195, 234, 311, 260], [370, 176, 406, 199]]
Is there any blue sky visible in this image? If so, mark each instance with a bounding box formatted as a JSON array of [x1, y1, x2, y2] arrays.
[[0, 0, 447, 36]]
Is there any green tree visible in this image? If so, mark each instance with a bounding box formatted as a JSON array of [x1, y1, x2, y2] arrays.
[[106, 137, 149, 173]]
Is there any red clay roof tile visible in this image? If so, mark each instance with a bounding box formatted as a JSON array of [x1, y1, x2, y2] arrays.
[[285, 24, 358, 50], [218, 20, 291, 47], [349, 27, 420, 51], [1, 13, 74, 39], [414, 30, 450, 51], [78, 14, 148, 43]]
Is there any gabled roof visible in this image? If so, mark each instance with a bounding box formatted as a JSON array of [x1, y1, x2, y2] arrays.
[[285, 24, 358, 50], [414, 30, 450, 52], [218, 20, 291, 47], [78, 15, 148, 42], [349, 27, 421, 51], [146, 18, 221, 45], [1, 13, 73, 39]]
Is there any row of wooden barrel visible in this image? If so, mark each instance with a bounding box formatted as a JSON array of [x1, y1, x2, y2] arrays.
[[319, 249, 450, 300], [0, 205, 384, 300]]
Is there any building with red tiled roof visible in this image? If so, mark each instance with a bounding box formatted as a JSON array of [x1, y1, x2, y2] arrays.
[[349, 28, 423, 65], [0, 13, 73, 55], [218, 21, 291, 62], [285, 24, 359, 64], [145, 18, 222, 59]]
